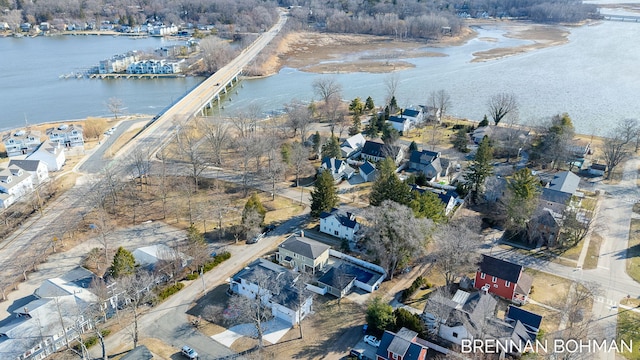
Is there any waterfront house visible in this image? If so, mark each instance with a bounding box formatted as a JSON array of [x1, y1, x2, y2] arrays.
[[229, 259, 312, 326], [0, 165, 34, 208], [2, 130, 42, 157], [8, 160, 49, 186], [46, 124, 84, 148], [27, 140, 66, 171], [361, 139, 404, 164], [408, 150, 443, 182], [98, 52, 139, 74], [126, 59, 182, 74]]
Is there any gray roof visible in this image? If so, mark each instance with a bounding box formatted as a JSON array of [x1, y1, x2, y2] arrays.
[[359, 161, 376, 175], [409, 150, 440, 165], [120, 345, 154, 360], [387, 328, 418, 357], [232, 258, 296, 285], [279, 236, 330, 260], [540, 188, 572, 205], [547, 171, 579, 194], [7, 159, 43, 172]]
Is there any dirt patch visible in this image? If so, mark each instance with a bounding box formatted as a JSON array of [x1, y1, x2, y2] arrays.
[[257, 28, 477, 76], [471, 24, 570, 62]]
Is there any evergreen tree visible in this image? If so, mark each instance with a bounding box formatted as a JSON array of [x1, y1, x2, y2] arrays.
[[349, 97, 364, 115], [349, 114, 362, 135], [389, 96, 398, 114], [408, 141, 419, 153], [366, 296, 395, 333], [321, 136, 342, 159], [365, 120, 379, 138], [311, 131, 322, 158], [109, 247, 136, 278], [381, 123, 400, 145], [310, 171, 338, 217], [384, 106, 390, 120], [280, 142, 291, 164], [186, 223, 205, 245], [370, 158, 412, 206], [479, 115, 489, 127], [242, 193, 267, 226], [453, 127, 469, 153], [506, 168, 541, 231], [365, 96, 375, 111], [464, 136, 494, 199], [410, 191, 446, 223]]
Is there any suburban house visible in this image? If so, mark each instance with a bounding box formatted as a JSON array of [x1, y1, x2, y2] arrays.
[[0, 165, 35, 208], [276, 234, 331, 274], [228, 259, 312, 326], [341, 133, 366, 158], [8, 160, 49, 186], [474, 255, 533, 304], [408, 150, 443, 182], [316, 259, 384, 298], [319, 157, 355, 183], [27, 140, 66, 172], [387, 115, 414, 134], [472, 126, 493, 144], [505, 305, 543, 340], [359, 161, 378, 182], [2, 130, 42, 157], [589, 163, 607, 176], [375, 327, 441, 360], [132, 244, 190, 272], [361, 139, 404, 164], [422, 290, 533, 356], [0, 267, 113, 360], [46, 124, 84, 148], [531, 171, 582, 246], [319, 208, 360, 241]]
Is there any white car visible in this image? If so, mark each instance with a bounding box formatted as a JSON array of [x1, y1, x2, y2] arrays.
[[364, 335, 380, 347], [181, 345, 198, 359]]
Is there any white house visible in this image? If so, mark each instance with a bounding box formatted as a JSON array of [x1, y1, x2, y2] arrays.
[[132, 244, 190, 270], [8, 159, 49, 186], [229, 259, 312, 326], [319, 157, 355, 183], [46, 124, 84, 148], [126, 59, 182, 74], [319, 208, 360, 241], [387, 115, 413, 134], [0, 166, 34, 208], [27, 140, 66, 171], [2, 130, 42, 157], [98, 52, 139, 74], [402, 108, 425, 124], [340, 133, 366, 158]]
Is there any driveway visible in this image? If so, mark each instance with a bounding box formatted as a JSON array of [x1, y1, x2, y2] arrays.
[[211, 319, 291, 347]]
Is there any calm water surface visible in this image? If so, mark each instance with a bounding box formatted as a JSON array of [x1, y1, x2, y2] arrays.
[[2, 19, 640, 134]]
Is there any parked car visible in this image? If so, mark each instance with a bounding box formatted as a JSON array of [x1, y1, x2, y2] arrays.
[[181, 345, 198, 359], [349, 349, 364, 359], [247, 232, 265, 244], [364, 335, 380, 347]]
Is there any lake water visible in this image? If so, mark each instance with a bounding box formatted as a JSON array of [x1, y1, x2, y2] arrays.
[[1, 18, 640, 134], [221, 20, 640, 134], [0, 35, 203, 131]]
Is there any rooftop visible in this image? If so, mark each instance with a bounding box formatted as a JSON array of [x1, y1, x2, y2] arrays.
[[279, 236, 330, 260]]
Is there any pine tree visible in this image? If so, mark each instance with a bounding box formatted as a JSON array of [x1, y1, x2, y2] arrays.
[[410, 191, 446, 223], [479, 115, 489, 127], [311, 131, 322, 158], [310, 171, 338, 217], [186, 223, 205, 245], [109, 247, 136, 278], [408, 141, 419, 153], [506, 168, 540, 230], [370, 158, 413, 206], [389, 96, 398, 114], [321, 136, 341, 159], [453, 127, 469, 153], [365, 96, 375, 112], [243, 193, 266, 226], [349, 114, 362, 135], [464, 136, 494, 199]]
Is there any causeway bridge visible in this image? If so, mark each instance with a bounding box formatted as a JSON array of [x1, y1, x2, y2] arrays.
[[114, 10, 287, 159], [601, 14, 640, 22]]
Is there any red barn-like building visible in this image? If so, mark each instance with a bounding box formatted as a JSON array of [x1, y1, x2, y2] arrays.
[[474, 255, 533, 304]]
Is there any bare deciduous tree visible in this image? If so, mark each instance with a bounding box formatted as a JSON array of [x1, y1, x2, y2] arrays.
[[432, 218, 483, 288], [106, 97, 125, 119], [175, 123, 209, 189], [312, 76, 343, 106], [119, 271, 156, 349], [428, 89, 451, 123], [290, 141, 310, 188], [487, 92, 518, 125], [384, 73, 400, 106], [361, 200, 433, 279], [284, 99, 313, 142], [229, 270, 275, 348], [199, 37, 236, 74], [200, 119, 229, 166], [602, 118, 638, 179]]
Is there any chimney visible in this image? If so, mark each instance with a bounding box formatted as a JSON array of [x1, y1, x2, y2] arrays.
[[481, 284, 490, 295]]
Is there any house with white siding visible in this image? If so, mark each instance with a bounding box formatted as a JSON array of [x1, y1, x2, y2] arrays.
[[8, 160, 49, 186], [46, 124, 84, 148], [27, 140, 66, 171], [228, 259, 312, 326], [2, 130, 42, 157], [0, 166, 34, 208], [319, 208, 360, 241]]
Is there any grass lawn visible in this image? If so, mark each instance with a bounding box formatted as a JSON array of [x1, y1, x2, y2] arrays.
[[581, 197, 597, 211], [524, 269, 571, 307], [627, 220, 640, 283], [583, 233, 603, 270], [617, 309, 640, 360], [403, 267, 449, 312]]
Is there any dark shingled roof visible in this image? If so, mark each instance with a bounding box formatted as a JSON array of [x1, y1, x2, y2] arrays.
[[361, 140, 400, 159], [376, 328, 429, 360], [7, 159, 43, 172], [540, 188, 572, 205], [279, 236, 330, 260], [403, 109, 420, 118], [478, 255, 522, 283], [359, 161, 376, 175], [319, 208, 359, 229], [388, 115, 408, 123], [506, 305, 543, 332], [409, 150, 439, 165]]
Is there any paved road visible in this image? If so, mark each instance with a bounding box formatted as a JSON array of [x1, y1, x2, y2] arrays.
[[78, 119, 141, 174]]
